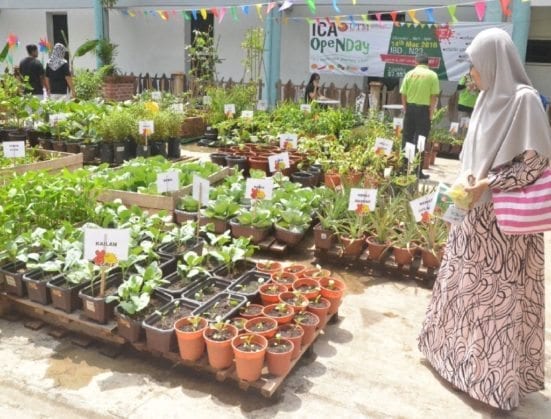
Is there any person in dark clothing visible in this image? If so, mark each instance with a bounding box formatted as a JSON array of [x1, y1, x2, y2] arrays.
[[304, 73, 321, 103], [45, 43, 74, 100], [19, 44, 48, 97]]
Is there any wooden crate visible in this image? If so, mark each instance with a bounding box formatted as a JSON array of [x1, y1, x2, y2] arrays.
[[0, 149, 83, 178], [180, 116, 206, 139]]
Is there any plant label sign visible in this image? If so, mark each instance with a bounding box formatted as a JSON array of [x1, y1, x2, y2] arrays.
[[202, 96, 212, 106], [348, 188, 378, 213], [384, 167, 393, 178], [393, 117, 403, 129], [2, 141, 25, 158], [300, 104, 311, 113], [151, 91, 162, 101], [417, 135, 426, 152], [278, 133, 298, 150], [449, 122, 459, 134], [84, 228, 130, 265], [433, 183, 455, 216], [139, 120, 154, 136], [169, 103, 184, 113], [460, 117, 470, 129], [268, 152, 290, 173], [257, 100, 268, 111], [409, 193, 437, 222], [49, 113, 67, 126], [241, 110, 254, 119], [224, 104, 236, 118], [374, 137, 393, 156], [192, 175, 210, 206], [442, 205, 467, 225], [404, 142, 416, 162], [245, 178, 273, 201], [156, 171, 180, 194]]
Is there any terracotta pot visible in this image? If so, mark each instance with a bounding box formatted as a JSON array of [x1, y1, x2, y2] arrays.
[[318, 277, 346, 316], [230, 317, 248, 334], [248, 156, 269, 174], [229, 218, 271, 244], [422, 152, 431, 170], [256, 261, 282, 275], [266, 338, 294, 376], [274, 225, 305, 247], [363, 174, 381, 189], [365, 236, 391, 261], [430, 150, 437, 165], [421, 248, 443, 269], [232, 333, 268, 382], [174, 317, 208, 362], [313, 224, 336, 250], [239, 303, 265, 320], [302, 268, 331, 281], [392, 245, 416, 266], [279, 291, 309, 313], [277, 324, 304, 360], [270, 272, 297, 291], [307, 297, 331, 328], [203, 324, 238, 369], [292, 278, 320, 300], [282, 264, 307, 278], [174, 209, 198, 224], [261, 303, 294, 325], [259, 282, 287, 306], [244, 316, 278, 338], [294, 311, 320, 346], [340, 235, 365, 257], [342, 170, 363, 187], [324, 171, 341, 189], [198, 215, 229, 234]]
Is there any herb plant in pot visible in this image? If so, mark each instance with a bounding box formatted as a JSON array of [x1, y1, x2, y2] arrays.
[[391, 214, 420, 267], [294, 311, 320, 347], [244, 316, 278, 338], [203, 319, 238, 369], [229, 206, 273, 244], [174, 196, 200, 224], [262, 302, 294, 325], [174, 315, 208, 362], [307, 295, 331, 328], [277, 323, 304, 360], [318, 277, 346, 316], [232, 333, 268, 382], [266, 333, 294, 376]]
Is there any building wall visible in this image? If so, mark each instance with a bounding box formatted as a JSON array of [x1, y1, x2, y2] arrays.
[[526, 7, 551, 97]]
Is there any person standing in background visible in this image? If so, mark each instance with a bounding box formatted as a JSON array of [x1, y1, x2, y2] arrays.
[[456, 71, 479, 118], [400, 53, 440, 179], [304, 73, 321, 103], [19, 44, 49, 98], [45, 43, 74, 100]]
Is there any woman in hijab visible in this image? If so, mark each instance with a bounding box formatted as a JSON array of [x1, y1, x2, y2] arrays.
[[418, 28, 551, 410], [45, 43, 74, 100]]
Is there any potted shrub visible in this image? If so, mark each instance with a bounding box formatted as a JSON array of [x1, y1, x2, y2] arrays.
[[259, 282, 287, 305], [174, 196, 200, 224], [318, 277, 346, 316], [232, 333, 268, 382], [244, 316, 278, 338], [274, 209, 311, 247], [417, 215, 448, 269], [174, 315, 208, 362], [266, 333, 294, 376], [293, 311, 320, 347], [203, 319, 239, 369], [277, 323, 304, 360], [229, 206, 272, 244], [262, 302, 294, 325], [335, 214, 369, 257]]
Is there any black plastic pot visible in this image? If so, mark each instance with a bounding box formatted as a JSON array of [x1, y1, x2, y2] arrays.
[[7, 131, 27, 143], [192, 292, 247, 322], [225, 155, 248, 173], [226, 271, 271, 301], [211, 260, 256, 282], [27, 130, 41, 147], [136, 144, 152, 157], [51, 140, 66, 152], [81, 144, 97, 163], [78, 271, 124, 324], [167, 138, 181, 159], [38, 137, 53, 150], [156, 238, 204, 259], [126, 139, 137, 158], [150, 140, 168, 158], [158, 254, 177, 277], [0, 261, 27, 297], [99, 142, 114, 164], [113, 141, 129, 165], [210, 152, 229, 166], [290, 171, 317, 188], [65, 142, 81, 154], [155, 271, 204, 298], [142, 299, 200, 353], [182, 277, 231, 303], [22, 268, 60, 304], [47, 275, 91, 313]]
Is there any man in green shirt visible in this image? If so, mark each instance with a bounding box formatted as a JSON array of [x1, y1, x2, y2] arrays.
[[400, 53, 440, 179], [457, 72, 479, 117]]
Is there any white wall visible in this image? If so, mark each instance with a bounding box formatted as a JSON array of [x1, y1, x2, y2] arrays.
[[67, 9, 96, 70], [526, 6, 551, 97]]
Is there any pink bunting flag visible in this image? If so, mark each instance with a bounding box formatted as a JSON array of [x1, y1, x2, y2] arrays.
[[500, 0, 512, 16], [474, 1, 486, 21], [218, 7, 227, 23], [7, 33, 19, 48], [266, 2, 277, 14], [375, 12, 383, 28]]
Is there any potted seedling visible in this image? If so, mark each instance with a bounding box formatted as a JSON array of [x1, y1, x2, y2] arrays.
[[273, 208, 311, 247], [174, 196, 200, 224], [158, 251, 208, 297], [307, 295, 331, 328], [199, 195, 240, 234], [174, 315, 208, 361], [227, 270, 270, 299], [210, 237, 257, 281], [203, 317, 239, 369], [229, 205, 273, 244], [278, 291, 309, 313], [292, 277, 321, 300], [244, 316, 278, 338], [239, 301, 264, 319], [231, 333, 268, 382], [318, 277, 346, 316], [262, 302, 294, 325], [193, 292, 247, 321], [157, 221, 204, 259], [293, 311, 320, 346], [258, 282, 287, 305], [277, 323, 304, 360], [266, 333, 294, 376]]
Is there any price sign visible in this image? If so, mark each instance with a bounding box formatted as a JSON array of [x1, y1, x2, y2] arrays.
[[245, 178, 274, 201], [192, 175, 210, 206], [442, 205, 467, 225], [278, 133, 298, 150], [139, 120, 155, 136], [202, 96, 212, 106], [84, 228, 131, 264], [268, 152, 290, 173], [257, 100, 268, 111], [156, 171, 180, 193], [404, 142, 416, 161], [409, 193, 437, 222], [224, 104, 236, 117], [300, 104, 311, 113], [2, 141, 25, 158], [373, 137, 393, 156], [449, 122, 459, 134], [417, 135, 426, 152], [241, 110, 254, 119], [49, 113, 67, 126], [169, 103, 184, 113], [348, 188, 378, 213], [151, 91, 162, 101]]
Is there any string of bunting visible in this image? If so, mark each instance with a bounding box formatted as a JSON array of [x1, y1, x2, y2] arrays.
[[115, 0, 524, 24]]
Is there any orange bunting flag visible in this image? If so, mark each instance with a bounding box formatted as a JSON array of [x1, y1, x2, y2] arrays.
[[390, 11, 398, 24], [499, 0, 512, 16], [447, 5, 459, 23], [200, 8, 207, 20], [407, 10, 420, 25], [210, 7, 219, 18], [157, 10, 169, 20]]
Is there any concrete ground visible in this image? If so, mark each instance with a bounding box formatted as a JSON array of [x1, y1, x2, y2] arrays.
[[0, 155, 550, 419]]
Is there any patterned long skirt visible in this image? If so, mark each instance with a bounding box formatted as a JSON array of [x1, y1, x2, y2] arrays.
[[418, 202, 545, 410]]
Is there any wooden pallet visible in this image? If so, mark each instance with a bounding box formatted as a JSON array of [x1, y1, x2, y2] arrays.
[[256, 235, 289, 254]]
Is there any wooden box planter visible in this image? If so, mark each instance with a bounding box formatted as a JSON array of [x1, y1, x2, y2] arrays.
[[22, 268, 60, 305], [0, 149, 83, 178], [102, 76, 136, 102], [0, 261, 27, 297], [180, 116, 206, 139]]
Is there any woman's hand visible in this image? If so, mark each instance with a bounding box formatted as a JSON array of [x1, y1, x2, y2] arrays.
[[464, 178, 490, 209]]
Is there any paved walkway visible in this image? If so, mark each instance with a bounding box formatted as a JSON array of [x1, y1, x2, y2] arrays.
[[0, 155, 549, 419]]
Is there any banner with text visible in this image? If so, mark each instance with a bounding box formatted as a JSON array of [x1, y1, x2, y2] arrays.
[[309, 21, 512, 81]]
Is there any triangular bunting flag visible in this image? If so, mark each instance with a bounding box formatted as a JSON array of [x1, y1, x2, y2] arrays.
[[218, 7, 227, 23], [267, 2, 277, 14], [200, 8, 207, 20], [210, 8, 219, 18], [182, 11, 191, 20], [361, 14, 369, 24], [500, 0, 512, 16], [474, 1, 486, 21], [425, 8, 435, 23], [375, 12, 383, 28], [231, 6, 238, 20], [191, 9, 198, 20], [390, 11, 398, 25], [447, 5, 459, 23], [407, 10, 420, 25], [335, 16, 341, 26], [242, 5, 249, 15], [332, 0, 341, 14], [279, 1, 293, 12], [256, 4, 263, 20], [157, 10, 169, 20], [325, 17, 332, 25], [349, 15, 355, 24], [307, 0, 316, 14], [128, 10, 136, 17], [306, 18, 314, 24]]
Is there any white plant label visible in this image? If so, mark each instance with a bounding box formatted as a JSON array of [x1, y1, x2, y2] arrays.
[[378, 111, 385, 121], [460, 117, 470, 129], [224, 104, 236, 117], [49, 113, 67, 126], [278, 133, 298, 150], [417, 135, 426, 152], [449, 122, 459, 134], [156, 171, 180, 194], [442, 205, 467, 225], [300, 104, 311, 113], [268, 152, 290, 173], [373, 137, 393, 156], [257, 100, 268, 111], [393, 117, 403, 129], [404, 142, 416, 161], [241, 110, 254, 119], [245, 178, 274, 201], [192, 175, 210, 206], [169, 103, 184, 113], [5, 275, 16, 287], [139, 120, 155, 136], [2, 141, 25, 158], [409, 193, 437, 222], [202, 96, 212, 106], [151, 91, 162, 101], [384, 167, 393, 178], [84, 228, 130, 263], [116, 146, 125, 153], [348, 188, 378, 212]]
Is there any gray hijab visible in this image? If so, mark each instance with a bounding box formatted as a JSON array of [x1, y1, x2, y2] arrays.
[[47, 43, 67, 71], [460, 28, 551, 185]]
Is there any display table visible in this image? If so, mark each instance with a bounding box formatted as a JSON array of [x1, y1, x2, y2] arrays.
[[382, 104, 404, 116], [314, 98, 340, 107]]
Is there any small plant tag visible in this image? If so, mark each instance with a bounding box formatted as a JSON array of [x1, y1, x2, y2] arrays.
[[268, 152, 290, 173], [202, 96, 212, 106], [156, 171, 180, 193], [449, 122, 459, 134], [241, 110, 254, 119], [224, 104, 236, 118], [84, 228, 130, 264], [409, 193, 437, 222], [139, 120, 155, 136], [192, 175, 210, 206], [460, 117, 470, 129], [417, 135, 426, 152], [169, 103, 184, 113], [348, 188, 377, 212], [49, 113, 67, 126], [442, 204, 467, 225], [383, 167, 393, 178], [300, 104, 311, 113], [257, 100, 268, 111], [151, 91, 162, 101], [373, 137, 393, 156], [278, 133, 298, 150], [245, 178, 274, 201], [2, 141, 25, 158], [404, 142, 416, 161]]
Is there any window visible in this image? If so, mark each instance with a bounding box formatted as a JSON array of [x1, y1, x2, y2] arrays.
[[526, 39, 551, 64]]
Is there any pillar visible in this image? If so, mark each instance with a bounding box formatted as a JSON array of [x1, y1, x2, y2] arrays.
[[512, 0, 531, 61], [263, 14, 281, 109], [94, 0, 110, 68]]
